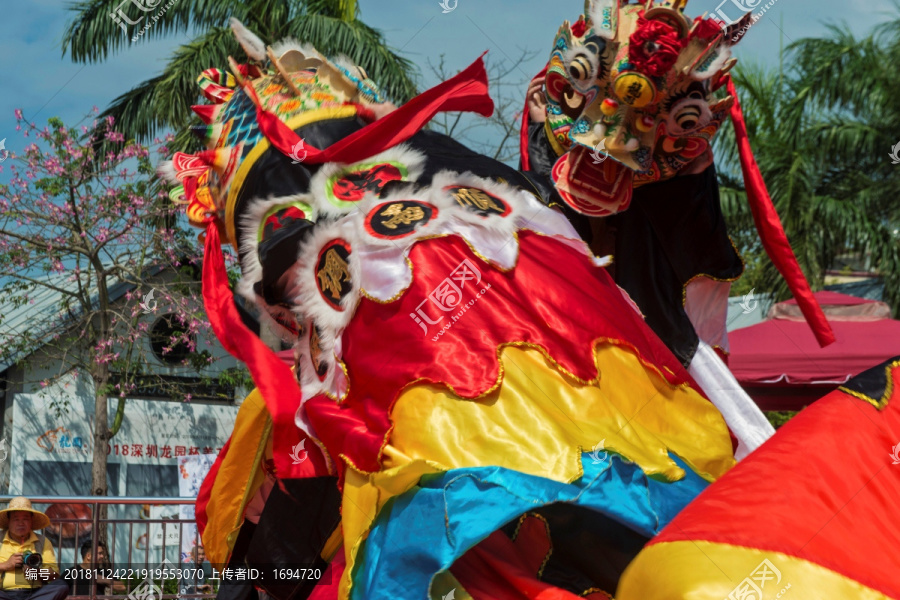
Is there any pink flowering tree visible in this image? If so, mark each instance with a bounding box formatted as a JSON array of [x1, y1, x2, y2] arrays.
[[0, 109, 248, 501]]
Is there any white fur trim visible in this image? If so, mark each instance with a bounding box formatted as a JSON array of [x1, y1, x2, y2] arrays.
[[352, 171, 593, 304], [156, 160, 178, 184], [235, 193, 318, 343], [269, 39, 324, 63], [287, 219, 360, 402], [292, 218, 360, 342], [690, 45, 732, 81], [332, 54, 367, 80], [588, 0, 619, 40], [230, 18, 267, 62]]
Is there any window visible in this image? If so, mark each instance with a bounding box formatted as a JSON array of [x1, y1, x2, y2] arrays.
[[149, 314, 194, 365]]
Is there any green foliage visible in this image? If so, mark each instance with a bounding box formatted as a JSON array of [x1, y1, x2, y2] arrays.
[[765, 411, 798, 429], [715, 15, 900, 315], [62, 0, 419, 150]]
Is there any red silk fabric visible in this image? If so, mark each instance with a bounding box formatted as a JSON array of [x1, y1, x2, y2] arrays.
[[726, 77, 835, 347], [249, 54, 494, 167], [451, 529, 586, 599], [304, 232, 693, 475], [648, 364, 900, 598], [201, 224, 329, 479]]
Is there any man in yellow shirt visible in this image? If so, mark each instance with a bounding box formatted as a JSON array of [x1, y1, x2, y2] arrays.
[[0, 498, 67, 600]]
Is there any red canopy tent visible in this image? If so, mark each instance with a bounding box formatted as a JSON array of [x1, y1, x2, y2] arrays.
[[729, 291, 900, 410]]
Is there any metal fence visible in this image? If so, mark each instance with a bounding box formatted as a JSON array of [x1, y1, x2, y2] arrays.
[[0, 496, 216, 600]]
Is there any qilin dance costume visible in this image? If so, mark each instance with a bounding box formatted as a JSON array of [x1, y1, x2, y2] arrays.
[[158, 6, 898, 600]]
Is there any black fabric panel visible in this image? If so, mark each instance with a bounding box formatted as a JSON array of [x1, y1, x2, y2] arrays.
[[520, 118, 743, 365], [607, 164, 743, 365], [839, 356, 900, 407], [405, 129, 544, 199], [233, 149, 315, 266], [522, 120, 560, 179], [554, 198, 593, 244], [501, 504, 650, 597], [245, 477, 342, 600], [215, 521, 259, 600], [256, 218, 317, 306], [233, 116, 370, 262], [233, 294, 262, 336]]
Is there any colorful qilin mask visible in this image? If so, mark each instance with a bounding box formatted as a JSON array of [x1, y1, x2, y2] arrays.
[[544, 0, 749, 216]]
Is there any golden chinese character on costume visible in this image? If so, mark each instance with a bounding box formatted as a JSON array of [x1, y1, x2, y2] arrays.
[[317, 248, 351, 300], [452, 188, 504, 212], [310, 327, 323, 372], [379, 203, 425, 229]]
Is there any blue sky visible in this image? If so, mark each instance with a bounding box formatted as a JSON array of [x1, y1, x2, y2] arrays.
[[0, 0, 893, 155]]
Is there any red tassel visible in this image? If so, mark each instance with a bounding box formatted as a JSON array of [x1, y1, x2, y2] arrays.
[[726, 77, 836, 347]]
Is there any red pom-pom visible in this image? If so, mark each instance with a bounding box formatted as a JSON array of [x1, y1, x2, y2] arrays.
[[691, 17, 724, 40], [571, 18, 588, 38], [628, 16, 688, 78]]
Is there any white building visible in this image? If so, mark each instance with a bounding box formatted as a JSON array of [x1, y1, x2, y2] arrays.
[[0, 268, 258, 499]]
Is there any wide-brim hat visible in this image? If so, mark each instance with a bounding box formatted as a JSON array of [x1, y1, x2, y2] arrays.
[[0, 497, 51, 530]]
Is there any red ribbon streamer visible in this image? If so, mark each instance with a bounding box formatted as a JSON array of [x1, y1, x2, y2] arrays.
[[201, 223, 328, 479], [727, 77, 836, 347], [249, 53, 494, 166]]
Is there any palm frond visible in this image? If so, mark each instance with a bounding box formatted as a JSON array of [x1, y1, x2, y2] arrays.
[[61, 0, 262, 62], [97, 26, 238, 145]]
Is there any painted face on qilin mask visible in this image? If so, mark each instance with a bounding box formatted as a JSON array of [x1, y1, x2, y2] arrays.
[[544, 0, 748, 217]]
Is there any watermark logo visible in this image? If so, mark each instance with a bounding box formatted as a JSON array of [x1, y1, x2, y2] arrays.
[[739, 288, 758, 314], [726, 559, 790, 600], [128, 579, 162, 600], [589, 139, 609, 164], [128, 560, 176, 600], [439, 0, 458, 13], [890, 443, 900, 465], [113, 0, 181, 42], [289, 440, 308, 465], [715, 0, 779, 42], [0, 438, 8, 463], [715, 0, 760, 27], [289, 139, 307, 164], [0, 138, 9, 163], [140, 289, 157, 314], [109, 0, 162, 33], [889, 142, 900, 165], [588, 439, 608, 464], [442, 589, 456, 600], [24, 567, 53, 582], [409, 259, 492, 341]]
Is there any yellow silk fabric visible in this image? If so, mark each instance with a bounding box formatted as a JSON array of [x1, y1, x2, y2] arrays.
[[202, 389, 271, 566], [387, 344, 735, 483], [337, 344, 735, 599], [617, 541, 892, 599]]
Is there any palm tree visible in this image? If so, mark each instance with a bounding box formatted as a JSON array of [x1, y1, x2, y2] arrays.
[[61, 0, 419, 149], [714, 19, 900, 315]]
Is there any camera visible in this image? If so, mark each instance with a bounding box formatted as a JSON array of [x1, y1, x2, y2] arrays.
[[22, 551, 42, 569]]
